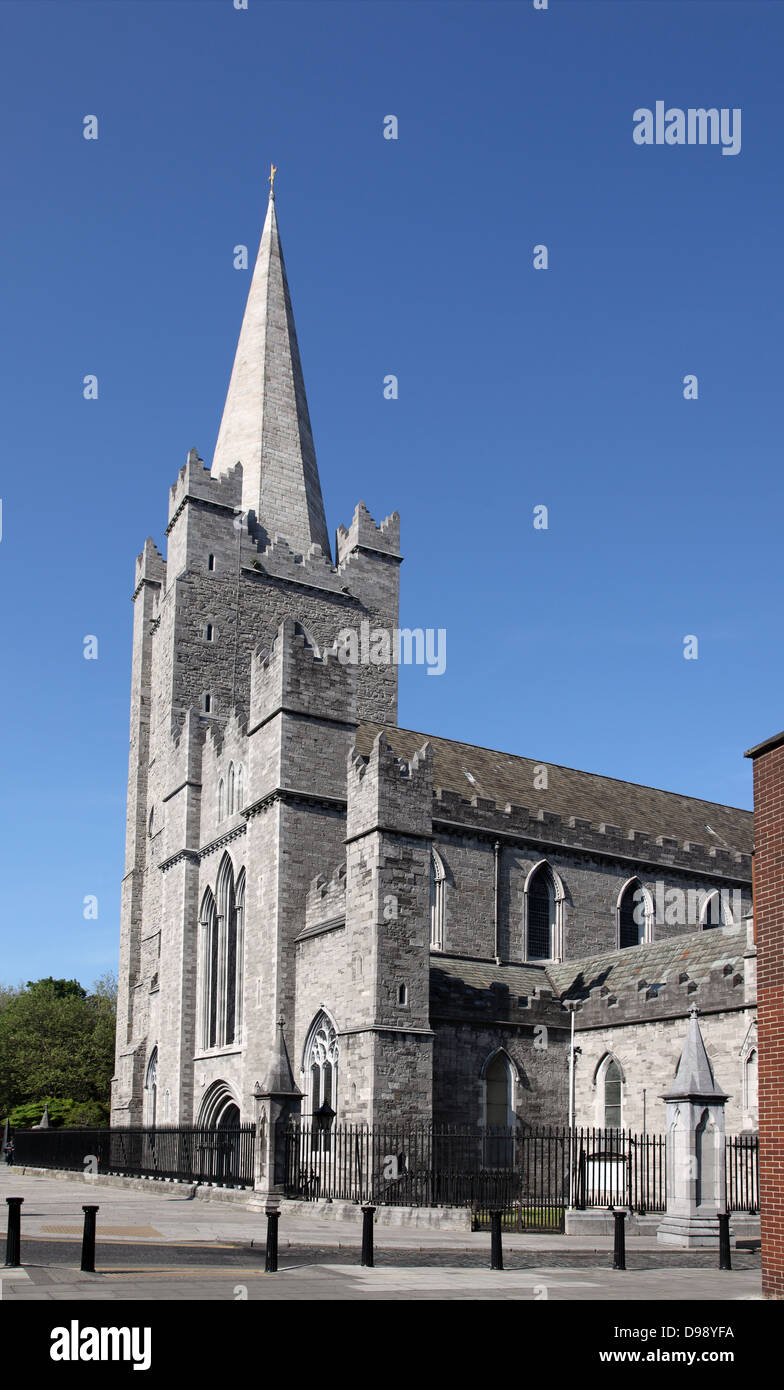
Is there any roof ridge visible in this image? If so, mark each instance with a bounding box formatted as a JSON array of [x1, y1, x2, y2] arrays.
[[359, 722, 753, 817]]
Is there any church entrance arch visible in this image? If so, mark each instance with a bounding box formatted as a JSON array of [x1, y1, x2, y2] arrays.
[[197, 1082, 242, 1184]]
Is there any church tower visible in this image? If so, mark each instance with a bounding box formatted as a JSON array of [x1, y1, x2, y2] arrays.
[[112, 182, 402, 1125]]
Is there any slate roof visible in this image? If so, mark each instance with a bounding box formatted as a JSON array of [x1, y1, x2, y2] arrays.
[[356, 724, 753, 853], [430, 956, 561, 1026], [547, 924, 749, 1003]]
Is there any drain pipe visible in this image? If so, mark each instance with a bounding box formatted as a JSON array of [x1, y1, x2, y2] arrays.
[[493, 840, 501, 965]]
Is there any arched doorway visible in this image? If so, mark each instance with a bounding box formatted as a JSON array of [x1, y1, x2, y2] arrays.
[[197, 1082, 242, 1185]]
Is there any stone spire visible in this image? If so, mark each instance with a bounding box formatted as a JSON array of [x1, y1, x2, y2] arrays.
[[211, 186, 332, 561], [258, 1015, 301, 1097], [662, 1007, 729, 1102]]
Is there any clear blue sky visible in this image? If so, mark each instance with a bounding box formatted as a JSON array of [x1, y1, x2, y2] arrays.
[[1, 0, 781, 987]]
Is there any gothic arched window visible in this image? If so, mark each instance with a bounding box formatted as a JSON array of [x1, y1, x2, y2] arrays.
[[483, 1050, 515, 1165], [200, 859, 244, 1051], [304, 1012, 339, 1120], [218, 779, 225, 823], [230, 870, 245, 1045], [227, 763, 235, 816], [526, 865, 556, 960], [603, 1057, 623, 1130], [619, 879, 642, 949], [744, 1048, 758, 1125], [236, 764, 245, 812], [144, 1048, 158, 1128], [216, 855, 241, 1048], [430, 850, 446, 950], [485, 1051, 513, 1127], [701, 890, 733, 930], [199, 888, 218, 1050]]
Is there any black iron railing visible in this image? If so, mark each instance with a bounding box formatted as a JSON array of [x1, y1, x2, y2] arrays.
[[13, 1124, 256, 1189], [284, 1122, 568, 1229], [11, 1120, 758, 1219], [726, 1132, 759, 1214], [283, 1122, 759, 1228], [572, 1128, 667, 1213]]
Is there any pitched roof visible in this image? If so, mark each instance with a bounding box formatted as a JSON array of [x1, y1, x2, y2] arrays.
[[356, 724, 753, 853], [547, 923, 748, 1003], [430, 956, 558, 1025]]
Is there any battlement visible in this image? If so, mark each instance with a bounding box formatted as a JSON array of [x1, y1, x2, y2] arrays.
[[168, 449, 243, 526], [164, 708, 203, 805], [133, 537, 166, 594], [336, 501, 401, 568], [429, 787, 752, 880], [550, 924, 750, 1028], [348, 733, 433, 840], [252, 533, 347, 594], [304, 861, 347, 932], [249, 617, 357, 729]]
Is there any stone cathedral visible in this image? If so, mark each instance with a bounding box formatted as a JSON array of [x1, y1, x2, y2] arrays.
[[112, 186, 758, 1144]]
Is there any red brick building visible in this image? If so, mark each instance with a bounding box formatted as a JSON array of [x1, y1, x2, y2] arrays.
[[745, 730, 784, 1299]]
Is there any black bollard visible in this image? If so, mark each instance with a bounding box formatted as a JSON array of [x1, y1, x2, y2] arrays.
[[264, 1206, 279, 1273], [612, 1208, 626, 1270], [360, 1203, 376, 1267], [490, 1210, 504, 1271], [4, 1197, 23, 1268], [81, 1205, 99, 1273], [718, 1212, 732, 1271]]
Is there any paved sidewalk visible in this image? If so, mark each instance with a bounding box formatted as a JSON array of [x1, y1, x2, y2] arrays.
[[1, 1262, 762, 1302], [0, 1168, 762, 1301], [0, 1168, 741, 1253]]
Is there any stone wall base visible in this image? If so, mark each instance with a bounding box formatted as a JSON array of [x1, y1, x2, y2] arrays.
[[657, 1214, 724, 1248], [13, 1167, 470, 1227]]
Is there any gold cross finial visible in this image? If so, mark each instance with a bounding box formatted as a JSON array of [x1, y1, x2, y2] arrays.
[[269, 162, 278, 195]]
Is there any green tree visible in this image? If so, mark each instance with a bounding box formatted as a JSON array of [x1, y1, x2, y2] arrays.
[[0, 974, 116, 1118]]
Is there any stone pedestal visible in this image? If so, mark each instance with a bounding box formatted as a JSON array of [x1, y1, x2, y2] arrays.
[[657, 1008, 729, 1249], [250, 1019, 301, 1206]]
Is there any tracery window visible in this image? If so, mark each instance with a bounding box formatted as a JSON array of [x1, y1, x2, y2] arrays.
[[305, 1012, 339, 1120]]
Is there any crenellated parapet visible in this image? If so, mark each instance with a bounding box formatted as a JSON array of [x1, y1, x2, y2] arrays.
[[252, 534, 347, 593], [348, 733, 433, 842], [167, 449, 243, 528], [431, 787, 752, 882], [551, 924, 751, 1027], [132, 537, 166, 598], [336, 501, 401, 568], [303, 861, 347, 934], [249, 617, 357, 731]]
